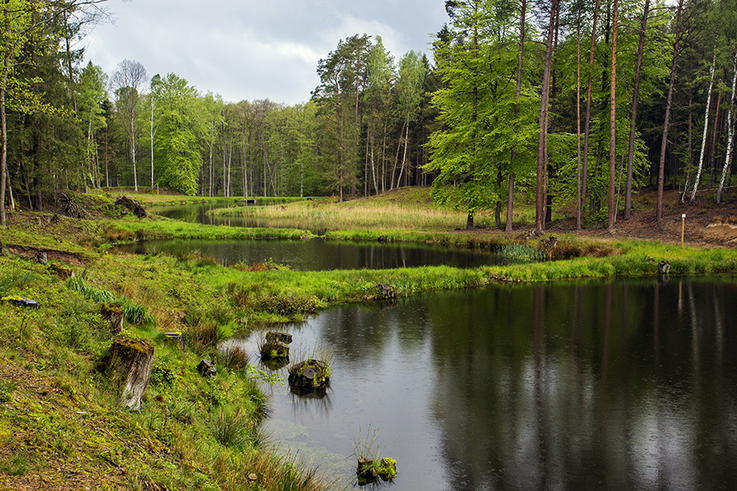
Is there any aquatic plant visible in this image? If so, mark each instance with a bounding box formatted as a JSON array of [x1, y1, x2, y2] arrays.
[[352, 426, 397, 484]]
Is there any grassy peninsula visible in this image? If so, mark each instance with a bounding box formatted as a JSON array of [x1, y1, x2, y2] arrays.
[[1, 188, 737, 490]]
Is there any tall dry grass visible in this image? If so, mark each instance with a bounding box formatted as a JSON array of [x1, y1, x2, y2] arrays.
[[210, 199, 488, 231]]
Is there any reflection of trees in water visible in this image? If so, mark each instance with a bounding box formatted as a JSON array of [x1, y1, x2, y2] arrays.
[[428, 280, 737, 490]]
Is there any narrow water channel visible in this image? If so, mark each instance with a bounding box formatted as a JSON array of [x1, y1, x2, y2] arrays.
[[236, 277, 737, 490], [117, 238, 504, 270]]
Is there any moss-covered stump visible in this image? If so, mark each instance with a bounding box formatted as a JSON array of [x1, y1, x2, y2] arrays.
[[356, 457, 397, 485], [48, 262, 74, 279], [99, 337, 154, 410], [197, 359, 217, 378], [101, 302, 124, 333], [378, 458, 397, 481], [288, 359, 330, 390], [356, 458, 378, 485], [260, 340, 290, 361], [376, 283, 396, 301], [266, 331, 293, 344], [115, 195, 147, 218], [164, 331, 185, 351]]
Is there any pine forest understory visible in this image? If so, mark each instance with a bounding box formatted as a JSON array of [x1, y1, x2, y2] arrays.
[[1, 0, 737, 232]]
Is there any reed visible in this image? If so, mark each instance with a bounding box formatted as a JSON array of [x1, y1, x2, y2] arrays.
[[209, 199, 484, 232]]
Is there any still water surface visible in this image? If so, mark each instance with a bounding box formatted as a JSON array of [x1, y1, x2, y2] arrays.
[[236, 277, 737, 490], [118, 238, 502, 270]]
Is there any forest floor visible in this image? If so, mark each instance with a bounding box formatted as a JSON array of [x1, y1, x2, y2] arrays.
[[546, 189, 737, 248]]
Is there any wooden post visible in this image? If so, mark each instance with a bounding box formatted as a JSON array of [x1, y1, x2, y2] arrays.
[[681, 213, 686, 247]]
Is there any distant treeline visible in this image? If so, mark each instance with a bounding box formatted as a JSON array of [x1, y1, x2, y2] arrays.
[[1, 0, 736, 231]]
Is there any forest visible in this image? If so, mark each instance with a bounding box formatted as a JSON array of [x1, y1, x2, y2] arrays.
[[0, 0, 736, 231]]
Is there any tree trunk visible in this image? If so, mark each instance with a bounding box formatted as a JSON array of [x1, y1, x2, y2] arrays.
[[582, 0, 601, 222], [536, 0, 558, 232], [717, 48, 737, 204], [690, 36, 718, 204], [130, 112, 138, 192], [150, 100, 155, 192], [608, 0, 619, 230], [625, 0, 650, 220], [0, 3, 10, 229], [575, 1, 582, 230], [507, 0, 527, 233], [396, 120, 409, 189], [656, 0, 684, 221]]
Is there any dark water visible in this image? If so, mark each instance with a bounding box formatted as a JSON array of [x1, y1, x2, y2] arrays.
[[116, 238, 504, 270], [147, 200, 255, 227], [235, 278, 737, 490]]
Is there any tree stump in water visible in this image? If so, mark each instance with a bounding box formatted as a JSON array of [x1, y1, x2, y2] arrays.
[[101, 303, 124, 334], [288, 359, 330, 390], [260, 340, 290, 361], [265, 331, 293, 344], [376, 283, 396, 301], [100, 337, 154, 410]]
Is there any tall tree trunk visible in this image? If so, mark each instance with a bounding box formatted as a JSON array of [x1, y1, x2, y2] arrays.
[[575, 1, 582, 230], [717, 48, 737, 204], [545, 4, 560, 226], [582, 0, 601, 221], [608, 0, 619, 230], [0, 5, 9, 228], [507, 0, 527, 233], [709, 89, 722, 187], [130, 112, 138, 192], [535, 0, 558, 231], [690, 36, 718, 204], [396, 119, 409, 189], [150, 100, 155, 192], [656, 0, 684, 221], [625, 0, 650, 220]]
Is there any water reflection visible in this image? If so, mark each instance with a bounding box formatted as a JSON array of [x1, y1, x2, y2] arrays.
[[238, 278, 737, 490], [116, 238, 503, 270]]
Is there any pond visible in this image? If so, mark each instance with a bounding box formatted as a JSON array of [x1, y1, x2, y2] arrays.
[[117, 238, 506, 270], [234, 277, 737, 490]]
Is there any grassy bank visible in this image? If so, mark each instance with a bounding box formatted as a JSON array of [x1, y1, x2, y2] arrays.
[[0, 214, 331, 490]]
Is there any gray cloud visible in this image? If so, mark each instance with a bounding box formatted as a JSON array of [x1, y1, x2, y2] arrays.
[[83, 0, 447, 105]]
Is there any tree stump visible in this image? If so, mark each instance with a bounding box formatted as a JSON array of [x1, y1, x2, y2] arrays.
[[101, 303, 124, 334], [260, 340, 290, 361], [197, 359, 217, 378], [265, 331, 293, 344], [288, 359, 330, 390], [100, 338, 154, 410], [356, 458, 378, 485], [376, 283, 396, 301], [115, 196, 147, 218], [164, 331, 185, 352]]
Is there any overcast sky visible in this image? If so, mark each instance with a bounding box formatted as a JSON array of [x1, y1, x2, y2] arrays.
[[82, 0, 448, 106]]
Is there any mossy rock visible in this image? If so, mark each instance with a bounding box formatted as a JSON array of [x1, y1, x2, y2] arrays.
[[288, 359, 329, 389], [1, 295, 40, 309]]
